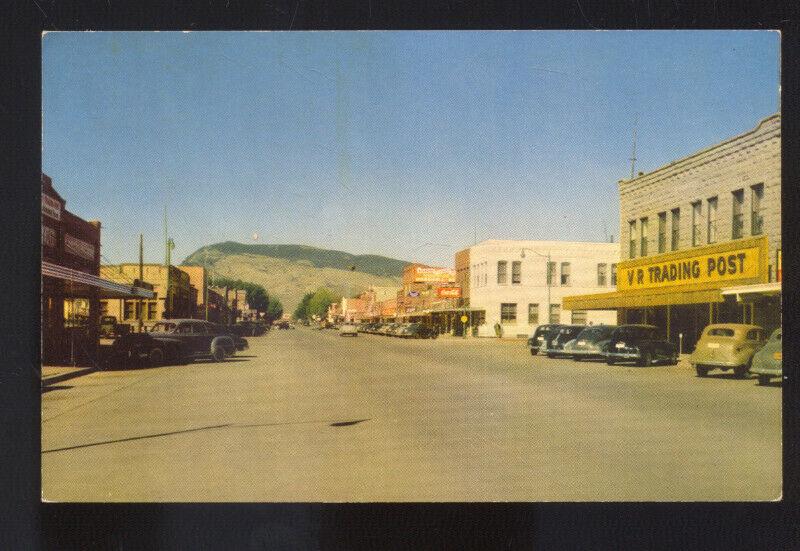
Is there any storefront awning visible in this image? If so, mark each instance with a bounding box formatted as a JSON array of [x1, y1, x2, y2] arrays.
[[721, 282, 781, 303], [42, 261, 155, 299], [563, 287, 724, 311]]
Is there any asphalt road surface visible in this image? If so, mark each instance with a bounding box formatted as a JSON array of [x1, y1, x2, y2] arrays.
[[42, 327, 782, 502]]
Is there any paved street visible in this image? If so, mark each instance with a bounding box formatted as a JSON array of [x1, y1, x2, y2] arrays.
[[42, 327, 781, 502]]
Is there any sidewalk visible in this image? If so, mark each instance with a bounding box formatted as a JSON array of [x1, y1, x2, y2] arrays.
[[42, 365, 97, 386]]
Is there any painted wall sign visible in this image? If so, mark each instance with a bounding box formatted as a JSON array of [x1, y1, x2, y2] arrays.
[[413, 266, 456, 283], [42, 194, 62, 221], [42, 226, 57, 248], [436, 287, 462, 298], [617, 246, 761, 291], [64, 234, 96, 261]]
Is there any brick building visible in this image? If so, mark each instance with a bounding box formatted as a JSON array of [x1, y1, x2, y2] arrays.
[[565, 113, 781, 352]]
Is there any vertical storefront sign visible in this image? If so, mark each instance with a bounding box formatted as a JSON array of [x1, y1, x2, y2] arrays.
[[42, 194, 62, 220]]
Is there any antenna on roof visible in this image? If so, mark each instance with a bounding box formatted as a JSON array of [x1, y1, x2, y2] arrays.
[[629, 113, 638, 179]]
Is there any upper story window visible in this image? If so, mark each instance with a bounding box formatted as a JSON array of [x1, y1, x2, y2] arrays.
[[639, 217, 648, 257], [610, 263, 617, 286], [707, 197, 718, 244], [560, 262, 571, 286], [691, 201, 702, 247], [671, 208, 680, 251], [511, 261, 522, 284], [657, 212, 667, 254], [751, 183, 764, 235], [629, 220, 637, 258], [732, 189, 745, 239], [597, 263, 607, 286], [497, 261, 507, 285], [547, 262, 557, 286]]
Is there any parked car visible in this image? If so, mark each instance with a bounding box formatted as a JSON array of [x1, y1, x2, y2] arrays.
[[107, 332, 186, 367], [339, 323, 359, 336], [150, 319, 237, 362], [544, 325, 585, 358], [605, 324, 678, 366], [527, 324, 558, 355], [210, 323, 249, 352], [275, 320, 291, 330], [100, 315, 131, 338], [750, 327, 782, 385], [403, 323, 438, 339], [233, 320, 267, 337], [690, 323, 765, 378], [564, 325, 617, 361]]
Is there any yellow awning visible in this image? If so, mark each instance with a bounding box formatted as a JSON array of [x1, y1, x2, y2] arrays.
[[563, 287, 724, 310]]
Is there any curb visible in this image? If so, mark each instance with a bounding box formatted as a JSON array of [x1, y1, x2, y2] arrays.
[[42, 368, 97, 387]]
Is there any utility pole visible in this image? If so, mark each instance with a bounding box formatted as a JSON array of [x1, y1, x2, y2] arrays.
[[204, 248, 209, 321], [164, 207, 171, 319], [138, 234, 144, 332], [629, 113, 638, 180]]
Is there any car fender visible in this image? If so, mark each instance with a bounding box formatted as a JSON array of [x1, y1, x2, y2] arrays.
[[211, 336, 234, 354]]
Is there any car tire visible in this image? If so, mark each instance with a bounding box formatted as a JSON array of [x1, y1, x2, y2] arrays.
[[695, 364, 709, 377], [530, 349, 537, 355], [638, 351, 652, 367], [606, 359, 615, 366], [148, 347, 165, 366], [757, 374, 770, 386], [212, 347, 226, 362], [733, 365, 748, 379], [670, 353, 679, 366]]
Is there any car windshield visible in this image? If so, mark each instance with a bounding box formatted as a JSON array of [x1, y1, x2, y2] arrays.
[[151, 322, 176, 333], [707, 328, 735, 337]]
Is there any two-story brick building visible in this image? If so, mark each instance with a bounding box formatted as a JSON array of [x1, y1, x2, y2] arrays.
[[565, 114, 781, 352]]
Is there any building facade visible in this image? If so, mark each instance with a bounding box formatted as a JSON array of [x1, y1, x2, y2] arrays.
[[100, 264, 194, 329], [458, 240, 619, 337], [565, 113, 781, 352]]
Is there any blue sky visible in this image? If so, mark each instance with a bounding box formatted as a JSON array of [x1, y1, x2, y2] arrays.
[[43, 31, 779, 267]]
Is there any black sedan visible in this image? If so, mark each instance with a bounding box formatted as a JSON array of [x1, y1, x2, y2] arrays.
[[604, 324, 678, 366], [527, 324, 559, 355], [563, 325, 617, 361], [401, 323, 439, 339], [107, 332, 187, 367], [543, 325, 586, 358]]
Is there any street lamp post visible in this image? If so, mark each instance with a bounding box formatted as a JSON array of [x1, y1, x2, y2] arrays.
[[520, 247, 551, 324]]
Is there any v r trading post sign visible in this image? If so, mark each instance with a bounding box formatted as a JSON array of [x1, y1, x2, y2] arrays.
[[616, 243, 763, 292]]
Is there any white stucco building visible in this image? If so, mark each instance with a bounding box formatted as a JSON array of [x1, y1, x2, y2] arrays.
[[456, 240, 619, 337]]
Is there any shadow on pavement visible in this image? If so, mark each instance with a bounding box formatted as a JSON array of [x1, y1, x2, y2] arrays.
[[42, 423, 233, 454], [41, 384, 73, 393]]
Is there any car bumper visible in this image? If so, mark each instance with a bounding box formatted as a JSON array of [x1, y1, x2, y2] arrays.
[[605, 351, 642, 360], [749, 365, 782, 376], [570, 349, 604, 359]]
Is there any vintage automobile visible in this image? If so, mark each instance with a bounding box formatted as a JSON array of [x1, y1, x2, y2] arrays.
[[689, 323, 765, 378], [604, 324, 678, 367], [210, 323, 249, 352], [99, 315, 131, 338], [750, 327, 782, 385], [233, 320, 267, 337], [339, 323, 359, 337], [106, 332, 186, 367], [527, 324, 559, 356], [543, 325, 586, 358], [563, 325, 617, 361], [402, 323, 438, 339], [150, 319, 237, 362]]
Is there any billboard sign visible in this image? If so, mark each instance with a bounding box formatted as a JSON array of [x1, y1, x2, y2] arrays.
[[436, 287, 462, 298], [413, 266, 456, 283]]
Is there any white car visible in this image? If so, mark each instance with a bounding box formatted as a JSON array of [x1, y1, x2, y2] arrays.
[[339, 323, 358, 336]]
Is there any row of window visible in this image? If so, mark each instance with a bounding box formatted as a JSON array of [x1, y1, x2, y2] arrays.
[[489, 261, 618, 287], [500, 303, 586, 325], [100, 300, 159, 321], [629, 183, 764, 258]]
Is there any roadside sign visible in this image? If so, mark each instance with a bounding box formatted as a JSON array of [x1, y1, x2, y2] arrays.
[[460, 315, 468, 323]]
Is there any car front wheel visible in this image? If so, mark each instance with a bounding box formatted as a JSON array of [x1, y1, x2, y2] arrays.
[[148, 347, 165, 366], [212, 347, 226, 362], [757, 374, 770, 385], [695, 364, 709, 377], [733, 365, 748, 379]]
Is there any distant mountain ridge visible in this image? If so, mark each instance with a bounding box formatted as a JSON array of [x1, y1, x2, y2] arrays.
[[183, 241, 409, 278], [181, 242, 410, 311]]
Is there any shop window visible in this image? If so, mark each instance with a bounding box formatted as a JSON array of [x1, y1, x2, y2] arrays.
[[497, 261, 507, 285], [610, 263, 617, 286], [147, 301, 157, 320], [64, 299, 90, 328], [597, 263, 607, 286], [639, 217, 648, 256], [732, 189, 744, 239], [100, 301, 108, 317], [751, 183, 764, 235], [629, 220, 637, 258], [123, 300, 139, 321], [671, 208, 680, 251], [500, 303, 517, 324], [707, 196, 718, 244], [528, 303, 539, 324], [571, 310, 588, 325], [511, 261, 521, 284], [560, 262, 571, 286], [691, 201, 702, 246], [657, 212, 667, 253], [549, 304, 561, 324]]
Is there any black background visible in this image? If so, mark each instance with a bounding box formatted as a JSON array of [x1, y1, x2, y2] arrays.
[[3, 1, 800, 549]]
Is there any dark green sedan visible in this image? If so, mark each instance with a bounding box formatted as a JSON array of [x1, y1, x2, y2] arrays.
[[750, 327, 782, 385]]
